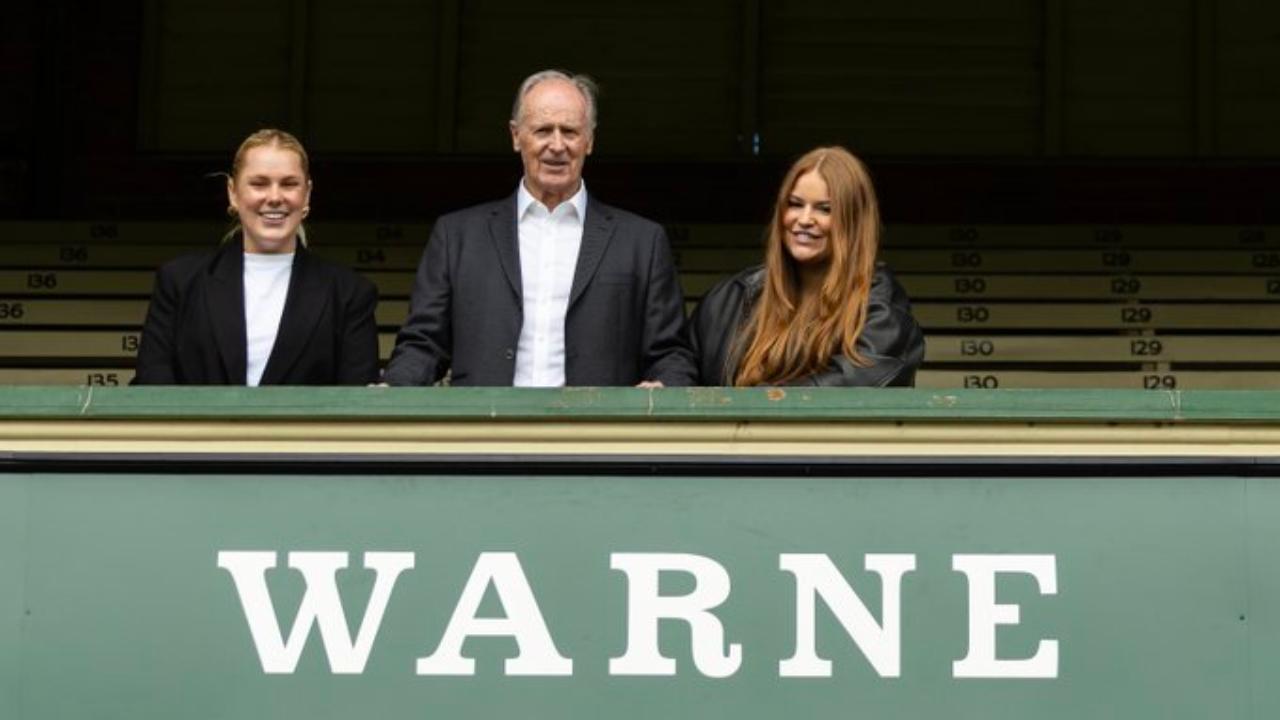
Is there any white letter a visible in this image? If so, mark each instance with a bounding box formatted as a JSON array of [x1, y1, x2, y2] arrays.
[[416, 552, 573, 676]]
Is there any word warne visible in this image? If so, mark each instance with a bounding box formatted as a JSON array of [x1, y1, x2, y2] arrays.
[[217, 551, 1057, 679]]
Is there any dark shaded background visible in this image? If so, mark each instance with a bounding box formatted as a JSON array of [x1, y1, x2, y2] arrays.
[[2, 1, 1278, 225]]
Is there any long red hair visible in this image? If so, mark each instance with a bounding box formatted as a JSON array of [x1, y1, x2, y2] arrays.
[[734, 147, 880, 386]]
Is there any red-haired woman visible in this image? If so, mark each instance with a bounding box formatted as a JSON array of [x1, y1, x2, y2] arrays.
[[691, 146, 924, 386], [134, 129, 379, 385]]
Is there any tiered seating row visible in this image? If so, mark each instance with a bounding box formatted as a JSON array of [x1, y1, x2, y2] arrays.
[[0, 367, 1272, 391], [4, 299, 1280, 331], [10, 244, 1280, 275], [6, 270, 1280, 302], [3, 222, 1280, 389], [6, 222, 1277, 249], [2, 330, 1271, 365]]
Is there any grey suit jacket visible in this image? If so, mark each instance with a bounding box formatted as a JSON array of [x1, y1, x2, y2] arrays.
[[384, 193, 697, 386]]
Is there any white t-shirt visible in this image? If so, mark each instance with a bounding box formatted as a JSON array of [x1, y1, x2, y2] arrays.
[[242, 251, 294, 386]]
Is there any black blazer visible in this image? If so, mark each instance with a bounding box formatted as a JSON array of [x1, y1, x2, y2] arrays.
[[133, 242, 380, 385], [383, 194, 697, 386], [690, 264, 925, 387]]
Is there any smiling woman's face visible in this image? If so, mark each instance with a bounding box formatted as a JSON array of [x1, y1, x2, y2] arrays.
[[227, 143, 311, 254], [782, 169, 833, 267]]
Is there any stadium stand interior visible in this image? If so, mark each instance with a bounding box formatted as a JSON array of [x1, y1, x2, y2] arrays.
[[3, 3, 1278, 389], [3, 221, 1280, 390]]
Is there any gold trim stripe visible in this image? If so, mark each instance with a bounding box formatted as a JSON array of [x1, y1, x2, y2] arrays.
[[5, 420, 1280, 457]]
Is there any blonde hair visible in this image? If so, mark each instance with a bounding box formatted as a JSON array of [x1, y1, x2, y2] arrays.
[[734, 146, 880, 386], [222, 128, 311, 247]]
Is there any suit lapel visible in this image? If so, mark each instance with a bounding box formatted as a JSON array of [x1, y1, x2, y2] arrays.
[[260, 248, 326, 385], [489, 196, 522, 301], [568, 198, 615, 309], [205, 242, 247, 384]]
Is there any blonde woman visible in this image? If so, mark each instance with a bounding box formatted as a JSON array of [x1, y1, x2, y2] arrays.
[[691, 146, 924, 386], [134, 129, 379, 385]]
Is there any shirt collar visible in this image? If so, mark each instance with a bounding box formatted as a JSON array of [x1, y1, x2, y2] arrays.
[[517, 179, 587, 221], [243, 250, 296, 267]]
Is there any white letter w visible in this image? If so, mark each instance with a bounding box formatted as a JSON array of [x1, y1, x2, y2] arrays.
[[217, 551, 414, 674]]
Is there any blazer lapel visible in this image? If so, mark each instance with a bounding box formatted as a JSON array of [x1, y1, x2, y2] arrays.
[[260, 248, 327, 385], [205, 243, 247, 384], [568, 199, 615, 309], [489, 196, 522, 301]]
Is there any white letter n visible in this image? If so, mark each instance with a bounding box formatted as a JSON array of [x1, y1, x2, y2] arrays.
[[217, 551, 413, 674], [778, 553, 915, 678]]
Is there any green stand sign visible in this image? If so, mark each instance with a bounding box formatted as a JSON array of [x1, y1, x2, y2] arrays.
[[4, 388, 1280, 718], [3, 471, 1278, 718]]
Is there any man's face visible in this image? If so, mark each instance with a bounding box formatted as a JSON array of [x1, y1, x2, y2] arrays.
[[510, 79, 593, 209]]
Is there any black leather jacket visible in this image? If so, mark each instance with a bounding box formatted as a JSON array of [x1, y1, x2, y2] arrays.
[[690, 264, 925, 386]]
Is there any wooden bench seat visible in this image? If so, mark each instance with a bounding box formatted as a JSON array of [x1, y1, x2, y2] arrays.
[[899, 274, 1280, 301], [0, 270, 419, 298], [0, 298, 413, 328], [0, 368, 135, 386], [924, 335, 1280, 363], [12, 241, 1280, 277], [3, 331, 1274, 366], [0, 330, 143, 359], [4, 367, 1280, 391], [915, 370, 1280, 390], [0, 221, 430, 246], [912, 302, 1280, 330], [883, 248, 1280, 274], [7, 269, 1277, 304], [670, 224, 1280, 249], [8, 297, 1278, 334], [0, 331, 397, 361], [0, 299, 148, 325]]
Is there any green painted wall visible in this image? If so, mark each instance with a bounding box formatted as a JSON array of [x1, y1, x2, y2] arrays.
[[0, 478, 24, 720], [2, 470, 1278, 718]]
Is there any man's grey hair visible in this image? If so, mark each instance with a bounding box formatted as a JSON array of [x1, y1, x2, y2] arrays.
[[510, 69, 599, 131]]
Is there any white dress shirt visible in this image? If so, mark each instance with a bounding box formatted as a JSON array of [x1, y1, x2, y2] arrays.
[[513, 181, 587, 387], [242, 251, 294, 386]]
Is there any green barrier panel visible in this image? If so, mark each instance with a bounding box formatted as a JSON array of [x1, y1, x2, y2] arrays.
[[5, 385, 1280, 421], [1, 477, 23, 720], [2, 470, 1279, 718], [6, 387, 1280, 718]]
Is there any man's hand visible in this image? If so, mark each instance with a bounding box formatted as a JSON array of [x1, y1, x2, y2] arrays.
[[635, 380, 664, 389]]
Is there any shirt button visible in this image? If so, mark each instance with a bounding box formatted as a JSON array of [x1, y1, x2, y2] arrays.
[[504, 348, 515, 360]]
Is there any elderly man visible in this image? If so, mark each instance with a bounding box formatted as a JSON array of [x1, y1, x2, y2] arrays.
[[384, 69, 697, 387]]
